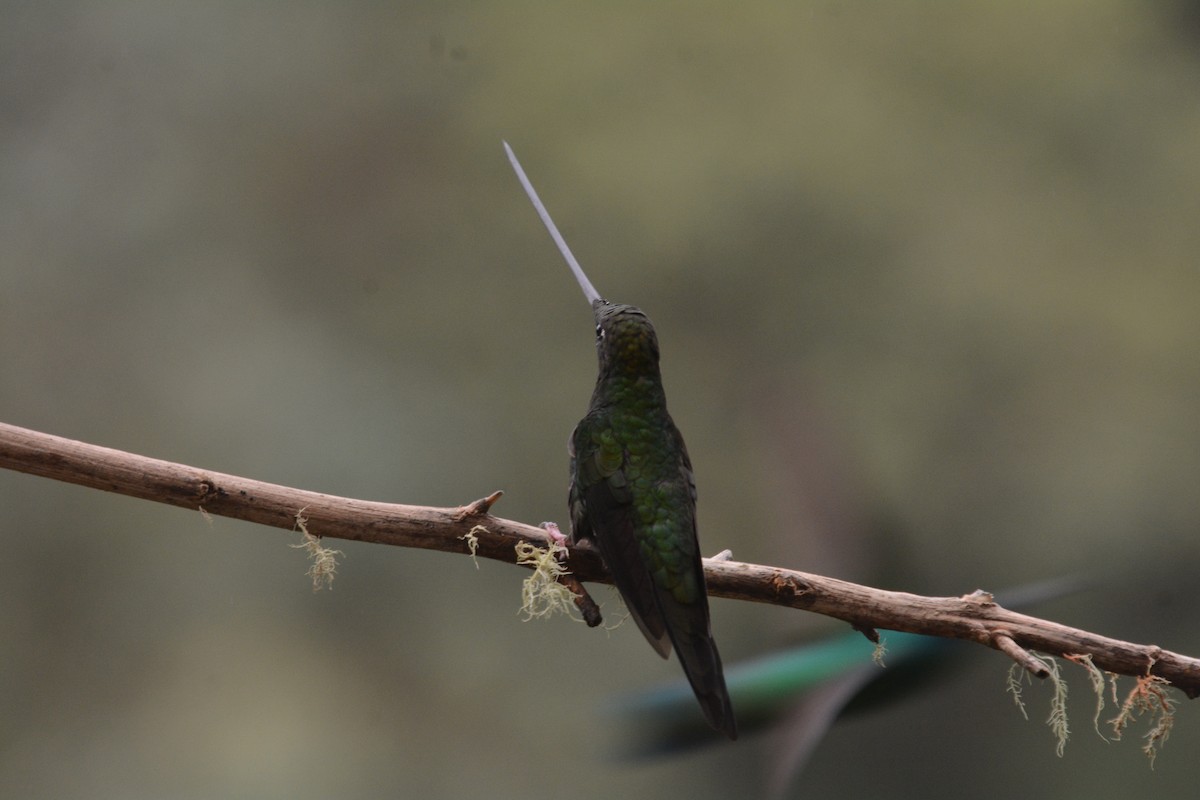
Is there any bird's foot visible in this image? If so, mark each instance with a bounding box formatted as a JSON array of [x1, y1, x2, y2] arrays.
[[539, 521, 570, 550], [537, 521, 603, 628]]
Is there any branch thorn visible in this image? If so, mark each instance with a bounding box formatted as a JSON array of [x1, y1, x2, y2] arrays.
[[454, 490, 504, 520]]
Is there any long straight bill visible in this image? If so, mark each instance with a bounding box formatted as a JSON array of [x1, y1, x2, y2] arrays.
[[503, 141, 602, 305]]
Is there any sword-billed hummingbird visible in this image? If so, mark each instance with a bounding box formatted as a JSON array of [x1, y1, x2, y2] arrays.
[[504, 142, 736, 739]]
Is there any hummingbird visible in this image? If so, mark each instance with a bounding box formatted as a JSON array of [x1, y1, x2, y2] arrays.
[[504, 141, 736, 739]]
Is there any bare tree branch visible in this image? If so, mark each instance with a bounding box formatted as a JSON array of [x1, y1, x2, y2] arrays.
[[2, 420, 1198, 697]]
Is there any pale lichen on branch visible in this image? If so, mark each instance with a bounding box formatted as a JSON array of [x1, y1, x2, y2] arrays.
[[1004, 650, 1179, 764], [1045, 657, 1070, 757], [290, 508, 344, 591], [515, 539, 578, 621], [1110, 672, 1176, 766], [461, 525, 484, 569]]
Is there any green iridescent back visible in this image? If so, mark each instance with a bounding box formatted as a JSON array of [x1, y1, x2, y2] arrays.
[[570, 303, 702, 606]]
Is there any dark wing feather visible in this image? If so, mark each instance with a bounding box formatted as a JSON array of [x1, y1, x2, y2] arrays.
[[652, 431, 736, 738]]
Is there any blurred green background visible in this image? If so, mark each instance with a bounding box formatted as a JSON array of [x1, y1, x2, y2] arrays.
[[2, 2, 1199, 798]]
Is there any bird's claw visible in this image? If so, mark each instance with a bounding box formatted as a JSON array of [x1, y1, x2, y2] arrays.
[[539, 521, 570, 551]]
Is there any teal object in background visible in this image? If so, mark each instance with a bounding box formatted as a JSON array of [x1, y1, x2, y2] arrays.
[[616, 579, 1083, 796]]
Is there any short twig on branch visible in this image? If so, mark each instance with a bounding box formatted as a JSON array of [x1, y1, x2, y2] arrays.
[[994, 633, 1051, 679], [2, 420, 1198, 697]]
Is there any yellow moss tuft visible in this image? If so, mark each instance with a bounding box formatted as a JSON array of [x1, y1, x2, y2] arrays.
[[1006, 662, 1030, 720], [871, 638, 887, 667], [1109, 673, 1176, 767], [515, 539, 577, 621], [461, 526, 484, 569], [1045, 656, 1070, 757], [290, 508, 344, 591], [1064, 653, 1109, 740]]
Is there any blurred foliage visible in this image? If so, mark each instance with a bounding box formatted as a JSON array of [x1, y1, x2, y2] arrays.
[[1, 3, 1198, 798]]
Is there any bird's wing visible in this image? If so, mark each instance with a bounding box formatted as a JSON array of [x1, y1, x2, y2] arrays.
[[570, 416, 671, 656]]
